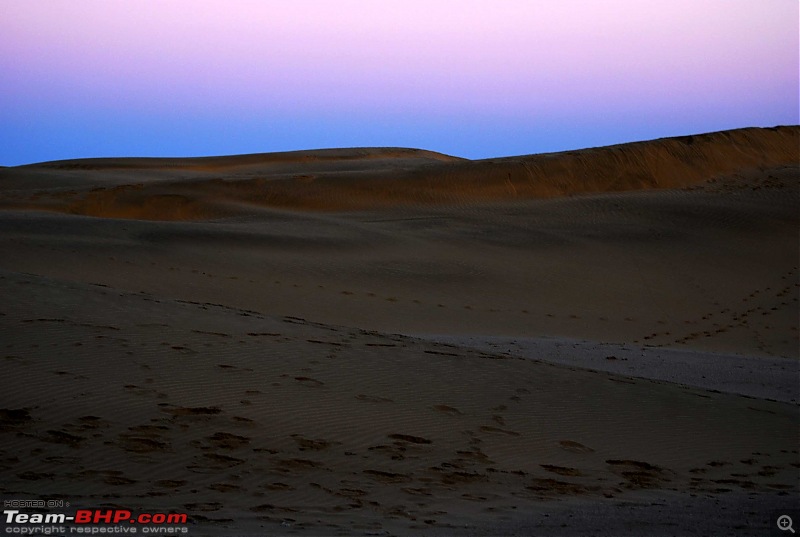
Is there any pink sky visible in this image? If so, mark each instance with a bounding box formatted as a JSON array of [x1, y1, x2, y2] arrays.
[[1, 0, 797, 164]]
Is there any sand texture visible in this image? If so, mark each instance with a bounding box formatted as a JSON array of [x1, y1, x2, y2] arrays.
[[0, 126, 798, 535]]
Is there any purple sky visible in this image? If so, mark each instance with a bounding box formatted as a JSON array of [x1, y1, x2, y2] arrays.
[[1, 0, 797, 165]]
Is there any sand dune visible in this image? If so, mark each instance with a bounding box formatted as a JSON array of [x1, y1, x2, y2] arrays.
[[1, 126, 796, 218], [29, 146, 464, 170], [0, 127, 798, 535]]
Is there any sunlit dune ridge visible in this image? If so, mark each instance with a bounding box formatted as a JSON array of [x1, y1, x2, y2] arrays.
[[0, 126, 796, 219]]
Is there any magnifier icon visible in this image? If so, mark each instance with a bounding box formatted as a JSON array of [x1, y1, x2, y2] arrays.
[[778, 515, 795, 533]]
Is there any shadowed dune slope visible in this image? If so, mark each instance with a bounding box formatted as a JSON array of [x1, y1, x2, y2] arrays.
[[0, 126, 797, 219], [0, 270, 797, 535]]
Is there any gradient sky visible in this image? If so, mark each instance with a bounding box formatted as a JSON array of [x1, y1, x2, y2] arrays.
[[1, 0, 797, 165]]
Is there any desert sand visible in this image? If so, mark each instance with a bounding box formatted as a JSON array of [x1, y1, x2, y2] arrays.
[[0, 126, 798, 536]]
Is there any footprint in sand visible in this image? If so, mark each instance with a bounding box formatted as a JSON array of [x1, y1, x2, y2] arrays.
[[192, 330, 231, 338], [291, 434, 339, 451], [262, 482, 294, 491], [479, 426, 519, 437], [334, 488, 367, 499], [369, 444, 407, 460], [275, 458, 323, 473], [124, 384, 166, 398], [207, 432, 250, 450], [402, 487, 432, 497], [294, 376, 324, 387], [526, 478, 594, 497], [307, 338, 346, 347], [155, 480, 187, 488], [432, 404, 462, 415], [424, 349, 461, 357], [104, 474, 137, 486], [540, 464, 583, 477], [117, 435, 170, 453], [208, 483, 240, 493], [356, 394, 393, 403], [363, 469, 411, 483], [388, 434, 432, 445], [558, 440, 594, 453], [183, 503, 223, 512], [430, 467, 488, 485], [606, 459, 672, 488], [0, 409, 33, 432], [17, 471, 55, 481], [165, 406, 223, 417], [247, 332, 282, 337], [41, 430, 84, 447], [187, 453, 245, 472]]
